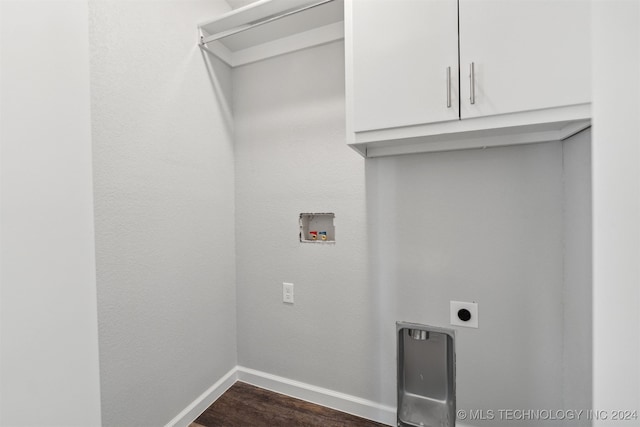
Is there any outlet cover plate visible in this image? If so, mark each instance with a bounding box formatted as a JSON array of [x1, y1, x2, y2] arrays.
[[283, 282, 294, 304], [450, 300, 478, 328]]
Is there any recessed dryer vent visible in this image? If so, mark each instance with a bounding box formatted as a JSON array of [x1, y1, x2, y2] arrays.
[[397, 322, 456, 427], [299, 213, 335, 243]]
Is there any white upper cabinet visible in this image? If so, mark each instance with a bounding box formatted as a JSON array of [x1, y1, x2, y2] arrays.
[[345, 0, 591, 157], [350, 0, 459, 132], [458, 0, 590, 119]]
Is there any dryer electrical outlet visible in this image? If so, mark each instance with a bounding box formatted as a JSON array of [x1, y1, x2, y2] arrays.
[[450, 301, 478, 328]]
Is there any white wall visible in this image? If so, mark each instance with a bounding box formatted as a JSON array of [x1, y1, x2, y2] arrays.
[[562, 129, 592, 426], [88, 1, 237, 426], [233, 41, 374, 399], [226, 0, 258, 9], [0, 1, 102, 425], [592, 0, 640, 421], [367, 143, 565, 424]]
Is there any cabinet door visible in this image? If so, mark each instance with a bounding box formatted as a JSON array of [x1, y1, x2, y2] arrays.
[[459, 0, 590, 119], [350, 0, 459, 132]]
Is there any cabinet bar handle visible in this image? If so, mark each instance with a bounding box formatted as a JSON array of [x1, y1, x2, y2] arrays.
[[446, 66, 452, 108], [470, 62, 476, 105]]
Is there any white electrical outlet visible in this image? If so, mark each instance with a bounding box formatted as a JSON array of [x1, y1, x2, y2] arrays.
[[283, 282, 294, 304], [450, 300, 478, 328]]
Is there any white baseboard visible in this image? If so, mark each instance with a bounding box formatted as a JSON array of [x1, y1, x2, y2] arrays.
[[166, 366, 473, 427], [236, 366, 397, 426], [166, 365, 398, 427], [165, 367, 237, 427]]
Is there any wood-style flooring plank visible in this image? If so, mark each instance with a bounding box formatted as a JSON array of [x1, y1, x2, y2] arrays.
[[193, 381, 387, 427]]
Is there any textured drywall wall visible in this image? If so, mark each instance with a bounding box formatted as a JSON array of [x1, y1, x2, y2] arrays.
[[89, 1, 237, 426], [592, 0, 640, 418], [233, 41, 375, 398], [562, 129, 592, 426], [366, 143, 565, 421], [0, 1, 102, 425]]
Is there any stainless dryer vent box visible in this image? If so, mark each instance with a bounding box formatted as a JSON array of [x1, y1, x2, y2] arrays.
[[397, 322, 456, 427]]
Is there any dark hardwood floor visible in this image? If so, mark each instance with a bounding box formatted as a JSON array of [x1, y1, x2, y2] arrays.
[[192, 381, 387, 427]]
